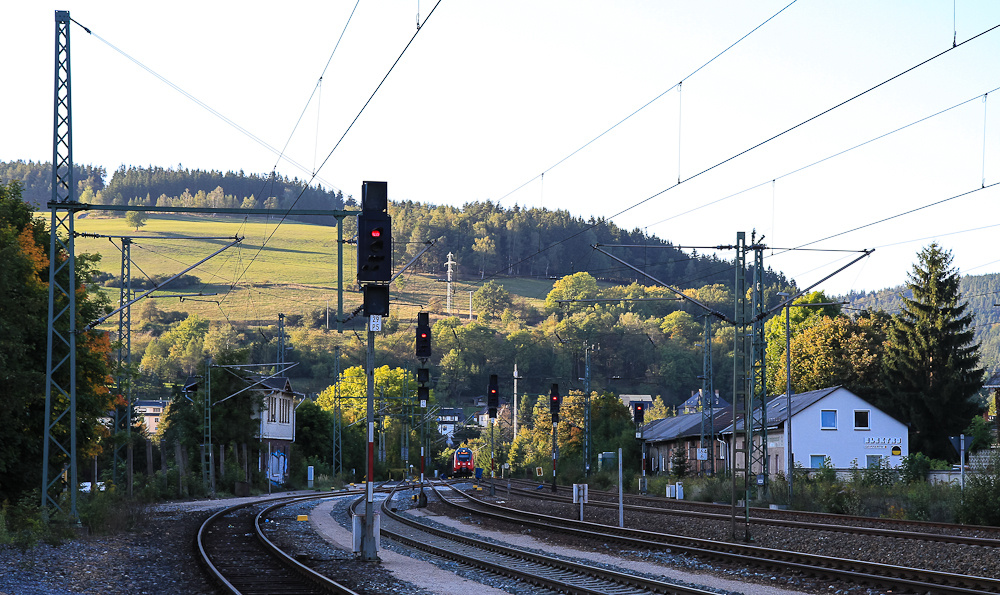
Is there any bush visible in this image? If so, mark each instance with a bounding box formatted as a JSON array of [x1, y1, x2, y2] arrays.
[[78, 490, 148, 535], [899, 453, 949, 483], [0, 492, 74, 550], [898, 481, 958, 522], [683, 474, 732, 504], [957, 453, 1000, 525]]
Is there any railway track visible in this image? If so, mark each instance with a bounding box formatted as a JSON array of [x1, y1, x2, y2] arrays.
[[438, 482, 1000, 594], [503, 477, 1000, 546], [377, 482, 721, 595], [197, 493, 360, 595]]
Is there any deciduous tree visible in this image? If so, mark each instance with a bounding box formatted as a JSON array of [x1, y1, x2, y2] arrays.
[[0, 180, 113, 502], [125, 210, 149, 231]]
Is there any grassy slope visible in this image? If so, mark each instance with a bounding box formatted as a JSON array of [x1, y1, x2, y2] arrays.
[[74, 214, 553, 328]]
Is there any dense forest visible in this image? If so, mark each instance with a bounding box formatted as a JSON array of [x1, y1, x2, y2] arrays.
[[0, 160, 106, 207], [1, 160, 791, 289], [844, 273, 1000, 382]]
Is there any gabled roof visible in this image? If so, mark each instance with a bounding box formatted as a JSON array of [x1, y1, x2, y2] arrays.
[[135, 399, 168, 408], [720, 386, 842, 433], [679, 391, 729, 414], [984, 369, 1000, 389], [642, 407, 733, 443], [620, 394, 654, 407], [255, 376, 294, 394]]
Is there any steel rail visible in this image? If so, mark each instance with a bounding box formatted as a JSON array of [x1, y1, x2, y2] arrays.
[[501, 477, 1000, 547], [375, 483, 719, 595], [437, 484, 1000, 595], [197, 492, 361, 595]]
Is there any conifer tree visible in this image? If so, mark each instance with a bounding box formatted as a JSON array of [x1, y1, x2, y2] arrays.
[[883, 243, 983, 460]]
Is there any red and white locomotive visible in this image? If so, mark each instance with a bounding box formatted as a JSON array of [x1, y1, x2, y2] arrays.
[[452, 446, 474, 477]]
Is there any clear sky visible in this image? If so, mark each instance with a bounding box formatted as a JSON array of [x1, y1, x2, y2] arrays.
[[4, 1, 1000, 296]]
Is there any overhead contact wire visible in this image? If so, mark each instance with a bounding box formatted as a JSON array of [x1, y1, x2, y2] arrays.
[[494, 0, 799, 205], [223, 0, 443, 303], [649, 86, 1000, 228], [71, 19, 337, 191], [273, 0, 362, 178], [482, 23, 1000, 286]]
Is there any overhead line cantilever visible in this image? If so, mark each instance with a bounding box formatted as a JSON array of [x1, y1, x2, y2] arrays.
[[593, 244, 732, 324], [84, 235, 244, 331], [765, 249, 874, 320]]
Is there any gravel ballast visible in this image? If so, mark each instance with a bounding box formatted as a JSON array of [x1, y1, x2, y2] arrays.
[[2, 483, 993, 595]]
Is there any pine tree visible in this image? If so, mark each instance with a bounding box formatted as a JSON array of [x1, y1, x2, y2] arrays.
[[883, 243, 983, 460]]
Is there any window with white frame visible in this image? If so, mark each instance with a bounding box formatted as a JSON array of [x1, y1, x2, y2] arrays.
[[810, 455, 826, 468], [821, 409, 837, 429], [854, 410, 870, 430], [866, 454, 883, 468]]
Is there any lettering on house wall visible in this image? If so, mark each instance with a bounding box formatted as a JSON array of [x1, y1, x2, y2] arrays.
[[864, 436, 902, 449]]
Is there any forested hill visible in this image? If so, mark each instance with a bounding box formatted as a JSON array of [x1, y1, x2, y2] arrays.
[[1, 160, 793, 290], [0, 160, 107, 207], [844, 273, 1000, 376]]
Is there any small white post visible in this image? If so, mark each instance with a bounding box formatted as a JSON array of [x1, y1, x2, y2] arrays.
[[618, 447, 624, 528], [960, 433, 966, 491]]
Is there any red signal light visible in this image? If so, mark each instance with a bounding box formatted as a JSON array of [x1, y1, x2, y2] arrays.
[[371, 228, 382, 237]]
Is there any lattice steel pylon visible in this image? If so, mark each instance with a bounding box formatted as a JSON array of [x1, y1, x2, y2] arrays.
[[42, 10, 84, 517], [748, 233, 768, 493], [730, 231, 768, 541], [113, 238, 133, 489]]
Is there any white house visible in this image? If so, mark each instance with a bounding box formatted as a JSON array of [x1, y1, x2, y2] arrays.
[[253, 376, 300, 484], [643, 386, 908, 477], [437, 407, 464, 446], [724, 386, 908, 473], [779, 386, 907, 470]]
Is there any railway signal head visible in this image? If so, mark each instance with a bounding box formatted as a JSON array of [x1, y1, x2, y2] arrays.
[[415, 312, 432, 359], [550, 384, 560, 422], [418, 386, 429, 408], [357, 212, 392, 283], [634, 402, 645, 426], [488, 374, 499, 418]]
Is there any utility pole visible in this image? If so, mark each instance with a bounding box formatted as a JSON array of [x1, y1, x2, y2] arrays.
[[445, 252, 456, 313], [775, 294, 845, 507], [550, 384, 560, 493], [277, 313, 286, 366], [332, 345, 342, 477], [699, 316, 715, 475], [512, 364, 521, 437], [583, 342, 595, 477]]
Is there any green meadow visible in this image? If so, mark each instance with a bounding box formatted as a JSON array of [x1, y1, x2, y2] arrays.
[[71, 214, 554, 328]]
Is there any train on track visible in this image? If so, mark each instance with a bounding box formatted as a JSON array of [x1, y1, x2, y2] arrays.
[[452, 447, 474, 477]]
